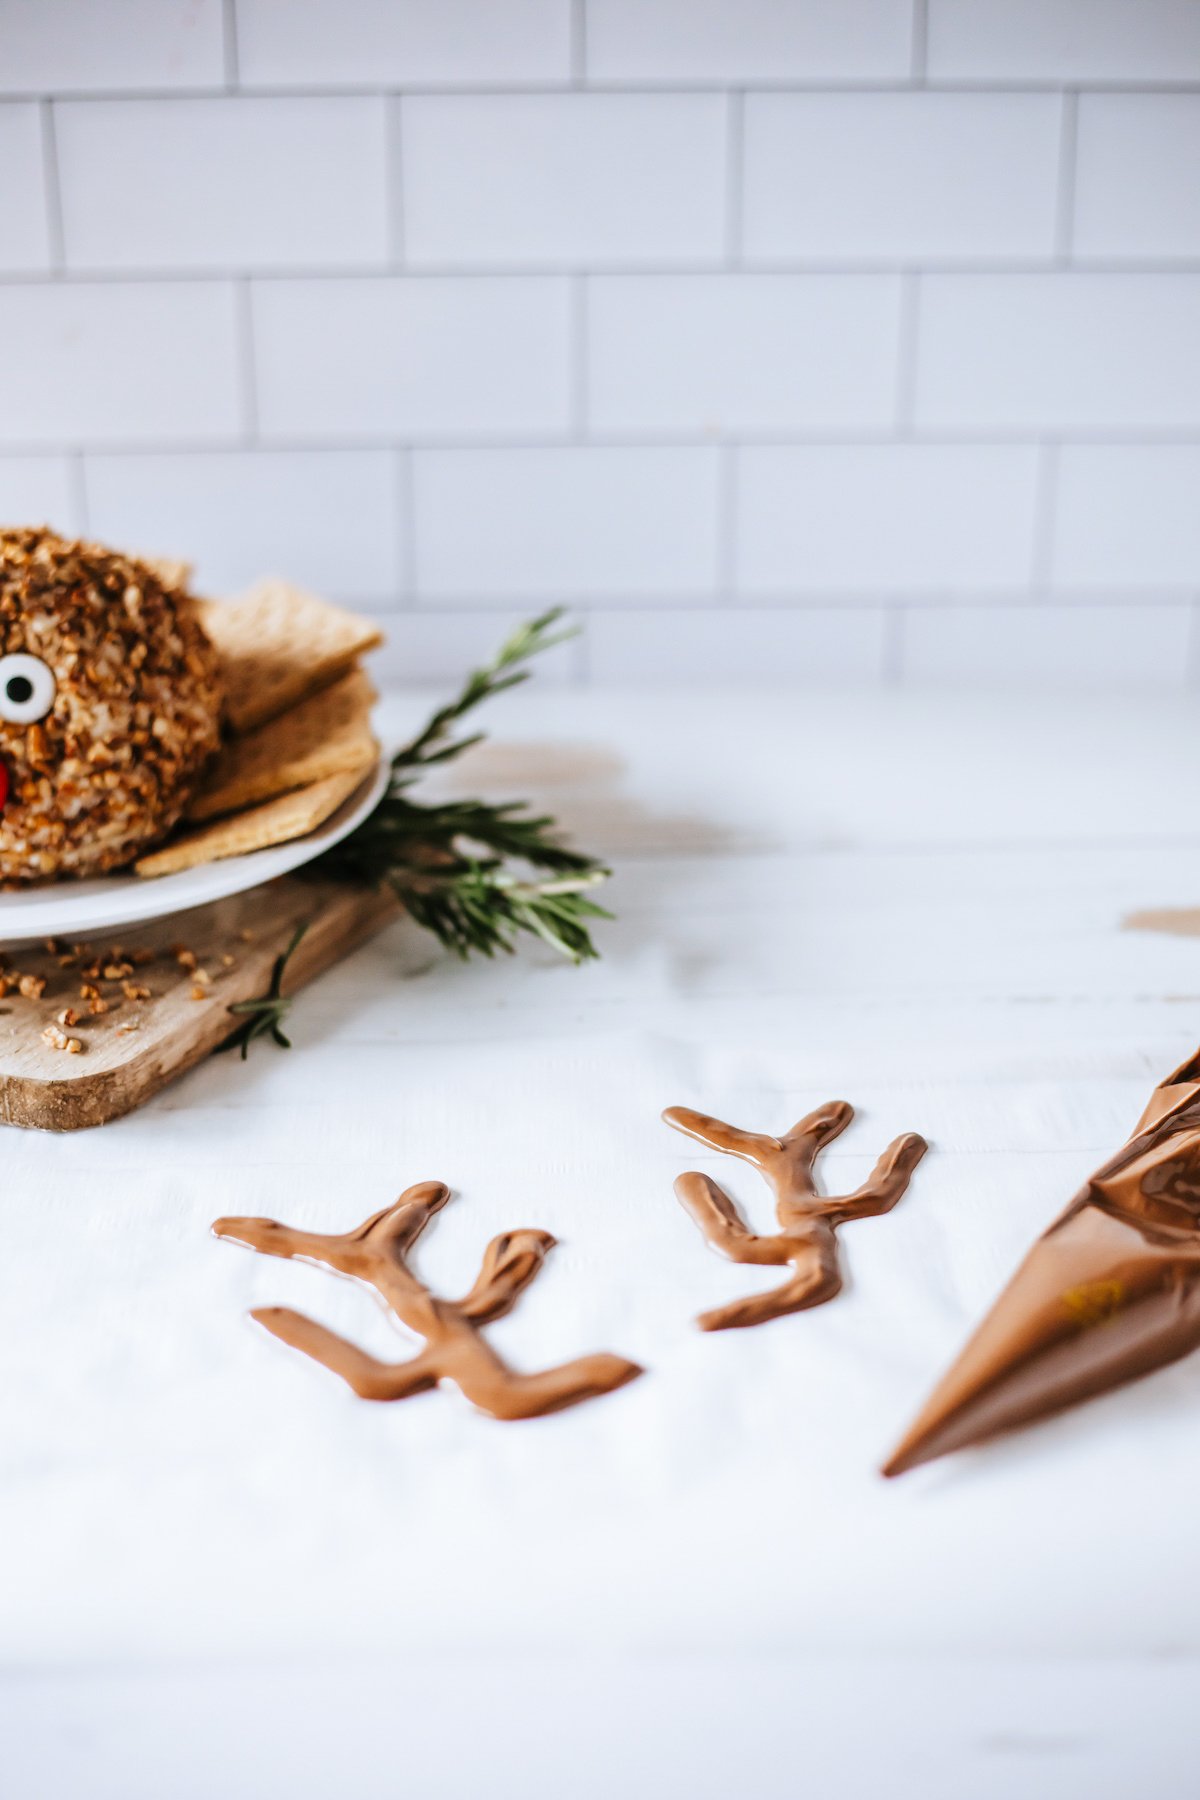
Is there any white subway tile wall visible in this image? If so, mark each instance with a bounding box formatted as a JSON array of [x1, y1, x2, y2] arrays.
[[0, 0, 1196, 686], [55, 98, 390, 271], [251, 277, 572, 438], [0, 104, 51, 271], [399, 94, 728, 267], [742, 93, 1062, 261], [413, 447, 720, 600], [83, 449, 403, 599]]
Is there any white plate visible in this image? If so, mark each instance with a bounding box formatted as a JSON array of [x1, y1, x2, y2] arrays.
[[0, 758, 389, 946]]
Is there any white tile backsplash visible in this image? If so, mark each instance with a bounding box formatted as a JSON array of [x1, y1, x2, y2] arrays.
[[900, 604, 1194, 688], [1, 0, 1197, 687], [744, 94, 1061, 261], [916, 275, 1200, 430], [413, 448, 720, 600], [0, 0, 226, 94], [252, 277, 571, 438], [400, 94, 727, 267], [0, 282, 242, 447], [927, 0, 1200, 82], [372, 608, 583, 685], [55, 98, 388, 272], [236, 0, 571, 89], [0, 457, 80, 534], [586, 606, 889, 682], [84, 449, 402, 600], [1052, 447, 1200, 590], [1074, 96, 1200, 260], [585, 0, 914, 82], [587, 275, 902, 433], [0, 103, 51, 271], [737, 445, 1039, 595]]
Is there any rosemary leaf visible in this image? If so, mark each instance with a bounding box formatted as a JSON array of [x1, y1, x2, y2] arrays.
[[219, 921, 308, 1060], [319, 609, 612, 966]]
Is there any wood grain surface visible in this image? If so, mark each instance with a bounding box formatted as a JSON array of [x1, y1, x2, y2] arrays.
[[0, 873, 399, 1131]]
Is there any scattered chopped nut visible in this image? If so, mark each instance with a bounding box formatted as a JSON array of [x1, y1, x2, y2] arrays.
[[189, 984, 208, 1002], [131, 947, 157, 966], [43, 936, 60, 955], [122, 981, 151, 1001], [116, 1022, 141, 1036], [221, 954, 236, 968], [176, 948, 198, 972], [192, 967, 212, 988], [42, 1023, 82, 1053], [56, 1007, 79, 1028], [103, 961, 133, 980], [79, 982, 101, 1001], [18, 973, 46, 999], [87, 996, 110, 1017]]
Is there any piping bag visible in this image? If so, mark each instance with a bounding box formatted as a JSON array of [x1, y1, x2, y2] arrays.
[[883, 1048, 1200, 1477]]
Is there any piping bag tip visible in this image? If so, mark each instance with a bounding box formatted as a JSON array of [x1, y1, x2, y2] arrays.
[[880, 1048, 1200, 1479]]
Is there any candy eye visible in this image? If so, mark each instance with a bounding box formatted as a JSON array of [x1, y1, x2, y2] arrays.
[[0, 653, 56, 724]]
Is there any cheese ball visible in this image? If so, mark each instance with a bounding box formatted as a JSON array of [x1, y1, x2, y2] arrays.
[[0, 528, 223, 883]]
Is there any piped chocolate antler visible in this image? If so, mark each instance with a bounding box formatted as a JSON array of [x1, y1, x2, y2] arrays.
[[663, 1104, 928, 1331], [213, 1181, 642, 1420]]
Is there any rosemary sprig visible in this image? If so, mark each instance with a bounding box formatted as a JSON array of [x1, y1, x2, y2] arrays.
[[220, 921, 308, 1059], [392, 608, 574, 777], [321, 610, 612, 964]]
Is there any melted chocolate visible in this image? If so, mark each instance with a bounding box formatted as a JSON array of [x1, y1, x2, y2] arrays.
[[663, 1103, 928, 1331], [213, 1182, 642, 1420], [883, 1048, 1200, 1476]]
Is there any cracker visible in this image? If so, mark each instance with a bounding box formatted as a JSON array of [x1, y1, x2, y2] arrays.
[[188, 666, 378, 822], [138, 554, 194, 592], [135, 759, 375, 879], [198, 580, 383, 733]]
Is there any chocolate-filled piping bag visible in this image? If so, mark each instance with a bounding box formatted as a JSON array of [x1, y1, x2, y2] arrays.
[[883, 1048, 1200, 1477]]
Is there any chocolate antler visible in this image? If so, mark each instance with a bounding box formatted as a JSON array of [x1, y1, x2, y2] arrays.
[[663, 1104, 927, 1330], [213, 1182, 642, 1419]]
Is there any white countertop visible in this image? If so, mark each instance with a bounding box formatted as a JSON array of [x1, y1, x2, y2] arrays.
[[4, 685, 1200, 1798]]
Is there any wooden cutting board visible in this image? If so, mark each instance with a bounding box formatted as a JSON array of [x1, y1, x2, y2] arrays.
[[0, 873, 400, 1131]]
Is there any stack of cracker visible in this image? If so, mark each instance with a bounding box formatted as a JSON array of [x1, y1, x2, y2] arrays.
[[135, 579, 383, 879]]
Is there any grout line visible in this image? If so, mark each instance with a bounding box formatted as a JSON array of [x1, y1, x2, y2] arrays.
[[233, 279, 258, 442], [570, 0, 587, 85], [5, 257, 1200, 284], [910, 0, 929, 83], [716, 445, 738, 599], [256, 590, 1200, 616], [1029, 442, 1060, 590], [7, 429, 1200, 457], [1185, 599, 1200, 688], [222, 0, 240, 89], [38, 100, 65, 271], [569, 275, 588, 437], [398, 447, 418, 602], [894, 273, 920, 433], [882, 606, 906, 683], [724, 90, 744, 265], [1054, 90, 1079, 262], [387, 96, 405, 264], [4, 79, 1200, 100]]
